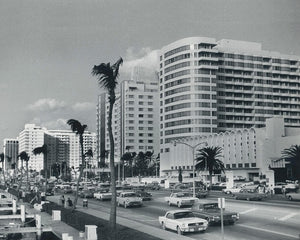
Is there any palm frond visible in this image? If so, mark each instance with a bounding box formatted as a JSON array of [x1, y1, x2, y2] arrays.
[[112, 57, 123, 79], [92, 57, 123, 92], [18, 151, 30, 161], [85, 149, 93, 158], [33, 144, 47, 155], [67, 119, 87, 135]]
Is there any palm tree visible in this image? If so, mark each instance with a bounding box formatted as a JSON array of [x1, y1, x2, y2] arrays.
[[92, 57, 123, 237], [67, 119, 87, 210], [0, 153, 6, 185], [281, 145, 300, 180], [17, 151, 30, 193], [85, 149, 93, 180], [195, 146, 225, 190], [33, 144, 48, 191]]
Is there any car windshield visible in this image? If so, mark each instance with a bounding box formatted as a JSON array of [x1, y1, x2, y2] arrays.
[[124, 193, 137, 197], [203, 203, 218, 210], [174, 212, 195, 219], [176, 193, 190, 198]]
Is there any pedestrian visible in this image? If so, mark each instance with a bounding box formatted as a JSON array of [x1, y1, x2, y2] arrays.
[[67, 198, 73, 208], [60, 195, 65, 206]]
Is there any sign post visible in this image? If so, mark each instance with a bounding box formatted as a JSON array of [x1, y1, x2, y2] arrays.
[[218, 198, 225, 240]]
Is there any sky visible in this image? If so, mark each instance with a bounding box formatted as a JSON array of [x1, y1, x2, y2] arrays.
[[0, 0, 300, 147]]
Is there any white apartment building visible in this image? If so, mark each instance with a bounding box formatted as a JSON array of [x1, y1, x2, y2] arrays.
[[18, 124, 96, 173], [45, 130, 96, 171], [163, 117, 300, 181], [96, 67, 160, 162], [3, 138, 19, 171], [18, 124, 46, 172], [159, 37, 300, 173]]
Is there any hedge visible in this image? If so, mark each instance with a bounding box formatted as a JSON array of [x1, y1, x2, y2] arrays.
[[42, 202, 161, 240]]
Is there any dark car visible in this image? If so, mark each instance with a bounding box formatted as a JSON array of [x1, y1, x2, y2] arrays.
[[191, 202, 239, 225], [145, 182, 160, 190], [135, 190, 152, 201], [195, 189, 208, 198], [233, 187, 266, 201], [79, 190, 94, 198], [45, 188, 54, 196]]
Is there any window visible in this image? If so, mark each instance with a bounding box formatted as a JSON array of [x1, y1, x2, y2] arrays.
[[251, 163, 256, 167]]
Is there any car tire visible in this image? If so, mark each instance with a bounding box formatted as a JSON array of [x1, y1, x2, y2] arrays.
[[117, 201, 120, 207], [177, 226, 182, 235], [177, 202, 181, 208], [167, 201, 171, 206], [288, 196, 293, 201], [227, 191, 231, 195], [124, 202, 128, 208], [246, 197, 250, 201], [162, 222, 166, 230]]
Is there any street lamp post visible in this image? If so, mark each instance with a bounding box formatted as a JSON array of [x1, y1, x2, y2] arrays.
[[173, 140, 207, 197]]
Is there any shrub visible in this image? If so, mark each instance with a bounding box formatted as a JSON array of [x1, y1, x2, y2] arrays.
[[42, 202, 160, 240]]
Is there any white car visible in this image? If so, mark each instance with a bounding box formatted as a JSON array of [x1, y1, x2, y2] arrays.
[[286, 190, 300, 201], [165, 192, 199, 208], [159, 210, 208, 235], [94, 190, 112, 201], [117, 192, 142, 208], [222, 186, 243, 195]]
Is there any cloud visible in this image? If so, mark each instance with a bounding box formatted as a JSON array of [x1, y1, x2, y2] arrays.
[[26, 99, 96, 132], [72, 102, 94, 112], [31, 118, 68, 130], [121, 47, 159, 80], [27, 98, 66, 112]]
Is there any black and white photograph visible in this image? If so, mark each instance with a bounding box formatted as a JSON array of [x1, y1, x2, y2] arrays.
[[0, 1, 299, 239]]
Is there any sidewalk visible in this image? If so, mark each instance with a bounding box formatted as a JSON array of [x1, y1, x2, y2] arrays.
[[48, 196, 194, 240], [23, 202, 83, 240]]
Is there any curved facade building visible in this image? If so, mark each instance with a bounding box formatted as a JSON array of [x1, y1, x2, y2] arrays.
[[159, 37, 300, 176]]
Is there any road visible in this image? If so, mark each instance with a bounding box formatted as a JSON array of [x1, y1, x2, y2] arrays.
[[52, 191, 300, 240]]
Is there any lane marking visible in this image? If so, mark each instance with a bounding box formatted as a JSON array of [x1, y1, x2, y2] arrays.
[[240, 208, 257, 214], [279, 212, 298, 221], [238, 224, 299, 239]]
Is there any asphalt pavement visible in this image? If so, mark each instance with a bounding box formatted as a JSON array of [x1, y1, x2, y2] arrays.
[[48, 190, 300, 240]]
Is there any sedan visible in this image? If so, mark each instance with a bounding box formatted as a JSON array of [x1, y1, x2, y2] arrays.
[[191, 202, 239, 225], [79, 190, 94, 198], [286, 190, 300, 201]]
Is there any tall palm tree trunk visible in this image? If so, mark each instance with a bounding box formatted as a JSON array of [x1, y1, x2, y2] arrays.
[[73, 136, 85, 210], [26, 162, 29, 191], [44, 152, 48, 192], [108, 100, 117, 237]]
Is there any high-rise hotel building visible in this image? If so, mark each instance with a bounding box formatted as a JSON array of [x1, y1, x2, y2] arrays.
[[96, 67, 160, 162], [18, 124, 96, 173], [3, 138, 19, 171], [159, 37, 300, 173]]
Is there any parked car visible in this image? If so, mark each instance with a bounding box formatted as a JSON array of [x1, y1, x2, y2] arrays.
[[233, 176, 246, 181], [274, 182, 286, 194], [222, 186, 243, 195], [192, 188, 208, 198], [45, 188, 55, 196], [165, 192, 199, 208], [117, 192, 143, 208], [134, 190, 152, 201], [286, 190, 300, 201], [158, 210, 208, 235], [191, 202, 239, 225], [284, 183, 299, 193], [97, 183, 110, 192], [94, 190, 112, 201], [211, 182, 227, 191], [145, 182, 160, 190], [79, 189, 94, 198], [232, 187, 266, 201]]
